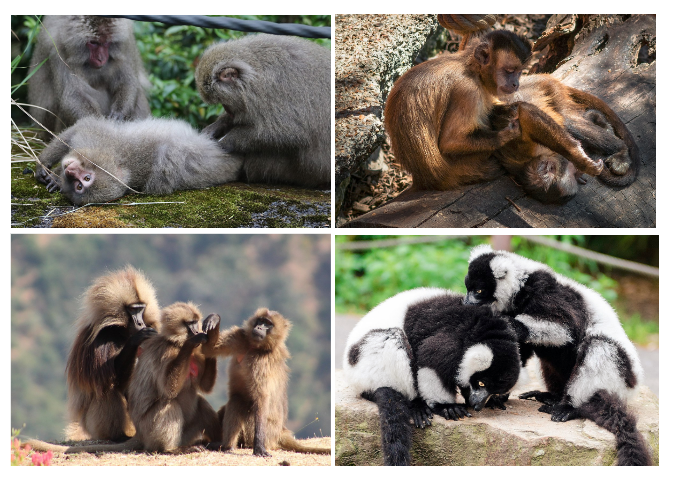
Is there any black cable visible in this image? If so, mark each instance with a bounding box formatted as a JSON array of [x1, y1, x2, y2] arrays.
[[102, 15, 331, 39]]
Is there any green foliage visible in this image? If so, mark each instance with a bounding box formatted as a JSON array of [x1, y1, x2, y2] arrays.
[[11, 15, 331, 129], [620, 314, 659, 344], [336, 236, 626, 314]]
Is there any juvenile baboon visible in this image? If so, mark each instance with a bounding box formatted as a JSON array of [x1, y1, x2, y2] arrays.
[[195, 34, 330, 189], [205, 308, 330, 456], [65, 266, 160, 441], [28, 16, 150, 140], [34, 117, 243, 205], [385, 31, 603, 191], [28, 303, 221, 454], [488, 74, 639, 203]]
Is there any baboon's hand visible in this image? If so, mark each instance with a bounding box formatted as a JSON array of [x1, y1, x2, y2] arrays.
[[203, 314, 221, 333], [187, 333, 208, 346]]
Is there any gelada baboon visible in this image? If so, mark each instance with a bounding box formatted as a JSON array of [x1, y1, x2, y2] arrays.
[[195, 34, 330, 189], [65, 266, 160, 441], [489, 74, 639, 203], [34, 117, 243, 205], [28, 16, 150, 140], [204, 308, 330, 456], [28, 303, 221, 454]]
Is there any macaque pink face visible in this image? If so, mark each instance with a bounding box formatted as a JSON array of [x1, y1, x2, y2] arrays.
[[63, 156, 96, 194], [86, 41, 110, 68]]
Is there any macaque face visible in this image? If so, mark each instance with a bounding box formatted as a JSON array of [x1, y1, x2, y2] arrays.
[[61, 154, 97, 204], [86, 41, 110, 68]]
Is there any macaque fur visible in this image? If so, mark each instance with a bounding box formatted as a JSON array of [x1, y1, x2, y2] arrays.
[[204, 308, 330, 456], [195, 34, 331, 189], [65, 266, 160, 441], [28, 16, 150, 140], [34, 117, 243, 205], [384, 30, 533, 191]]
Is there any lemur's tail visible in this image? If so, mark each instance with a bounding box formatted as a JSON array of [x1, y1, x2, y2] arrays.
[[361, 387, 412, 466], [579, 390, 652, 466]]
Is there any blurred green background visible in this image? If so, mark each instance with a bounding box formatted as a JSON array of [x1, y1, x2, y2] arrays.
[[11, 234, 331, 442], [11, 15, 331, 129], [336, 235, 658, 345]]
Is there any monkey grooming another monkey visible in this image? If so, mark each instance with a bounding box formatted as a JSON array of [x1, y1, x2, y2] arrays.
[[204, 308, 330, 456], [195, 34, 330, 189], [34, 116, 243, 205], [28, 16, 150, 140], [28, 303, 221, 454], [65, 266, 160, 442], [489, 74, 639, 203], [385, 30, 603, 191]]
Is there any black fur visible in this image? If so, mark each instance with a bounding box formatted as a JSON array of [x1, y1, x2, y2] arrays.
[[465, 247, 651, 465], [362, 387, 413, 466], [580, 390, 652, 466]]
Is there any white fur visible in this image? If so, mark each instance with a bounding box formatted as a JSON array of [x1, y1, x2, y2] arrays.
[[469, 243, 494, 262], [514, 314, 572, 346], [468, 245, 644, 405], [456, 344, 493, 387], [566, 338, 637, 407], [343, 287, 450, 400], [418, 367, 455, 406]]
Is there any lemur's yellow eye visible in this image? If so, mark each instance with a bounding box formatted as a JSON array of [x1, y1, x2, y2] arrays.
[[477, 290, 482, 294], [478, 381, 485, 387]]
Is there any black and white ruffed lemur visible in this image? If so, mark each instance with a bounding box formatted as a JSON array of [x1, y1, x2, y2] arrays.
[[343, 288, 521, 465], [464, 244, 651, 466]]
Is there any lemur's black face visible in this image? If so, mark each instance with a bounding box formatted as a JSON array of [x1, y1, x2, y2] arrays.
[[464, 254, 497, 306], [463, 341, 521, 411]]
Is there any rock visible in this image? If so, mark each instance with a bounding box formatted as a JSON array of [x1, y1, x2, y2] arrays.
[[335, 359, 659, 466], [334, 14, 438, 214]]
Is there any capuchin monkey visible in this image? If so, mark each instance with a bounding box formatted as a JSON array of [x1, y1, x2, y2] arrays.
[[385, 30, 604, 191], [28, 16, 150, 141], [34, 117, 243, 205], [66, 267, 160, 441], [204, 309, 331, 456], [28, 304, 222, 454], [488, 74, 639, 203], [195, 34, 330, 189]]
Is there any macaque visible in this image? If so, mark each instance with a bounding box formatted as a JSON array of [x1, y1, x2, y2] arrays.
[[195, 34, 330, 189], [28, 16, 150, 140], [34, 117, 243, 205]]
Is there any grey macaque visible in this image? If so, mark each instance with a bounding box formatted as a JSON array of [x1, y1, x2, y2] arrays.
[[34, 117, 243, 205], [28, 16, 151, 140], [195, 34, 330, 189]]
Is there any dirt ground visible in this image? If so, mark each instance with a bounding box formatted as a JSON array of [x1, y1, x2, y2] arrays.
[[24, 437, 331, 466]]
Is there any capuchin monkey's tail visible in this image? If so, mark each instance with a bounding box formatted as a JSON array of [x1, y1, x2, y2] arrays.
[[361, 387, 413, 466], [579, 390, 652, 466]]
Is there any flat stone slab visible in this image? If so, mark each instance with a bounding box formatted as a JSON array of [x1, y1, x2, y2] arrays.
[[335, 362, 659, 465]]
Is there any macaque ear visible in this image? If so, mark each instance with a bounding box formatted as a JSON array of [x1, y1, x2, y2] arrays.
[[474, 42, 491, 65]]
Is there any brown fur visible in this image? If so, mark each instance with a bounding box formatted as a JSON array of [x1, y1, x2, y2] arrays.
[[65, 266, 160, 441], [491, 74, 639, 203], [28, 303, 221, 455], [384, 30, 531, 190], [206, 308, 330, 456]]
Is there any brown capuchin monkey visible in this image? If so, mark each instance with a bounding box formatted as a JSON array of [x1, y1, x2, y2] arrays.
[[203, 308, 331, 456], [385, 30, 604, 191], [489, 74, 639, 203]]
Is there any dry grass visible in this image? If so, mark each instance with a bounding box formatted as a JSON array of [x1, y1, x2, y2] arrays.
[[28, 437, 331, 466]]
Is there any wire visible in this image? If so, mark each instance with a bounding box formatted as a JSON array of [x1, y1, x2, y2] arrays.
[[102, 15, 331, 39]]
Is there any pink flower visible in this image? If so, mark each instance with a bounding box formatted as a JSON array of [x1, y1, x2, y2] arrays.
[[31, 450, 53, 466]]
